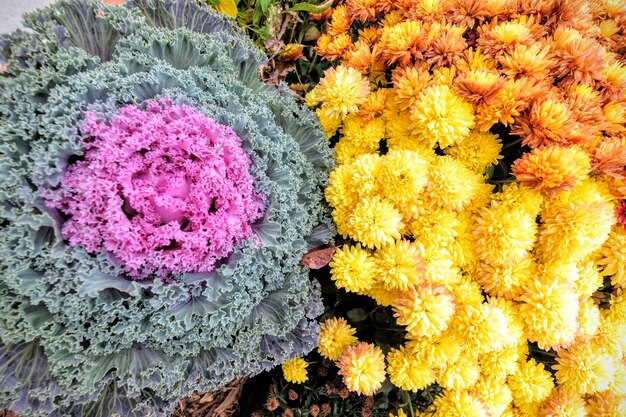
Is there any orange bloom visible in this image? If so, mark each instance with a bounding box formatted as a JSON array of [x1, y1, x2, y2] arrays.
[[327, 6, 352, 37], [346, 0, 382, 22], [425, 24, 468, 67], [551, 26, 608, 87], [357, 89, 389, 120], [392, 64, 432, 111], [316, 33, 352, 60], [590, 137, 626, 179], [454, 68, 505, 104], [512, 146, 591, 195], [378, 20, 431, 66], [448, 0, 494, 29], [477, 20, 535, 58], [499, 43, 555, 80], [343, 41, 373, 73], [513, 95, 585, 148]]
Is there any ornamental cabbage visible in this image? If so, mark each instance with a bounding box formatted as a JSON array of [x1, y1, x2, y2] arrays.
[[0, 0, 333, 416]]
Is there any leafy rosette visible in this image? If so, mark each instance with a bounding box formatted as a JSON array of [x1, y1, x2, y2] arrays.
[[0, 0, 333, 416]]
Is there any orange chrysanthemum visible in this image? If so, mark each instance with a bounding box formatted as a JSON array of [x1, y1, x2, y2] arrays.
[[590, 137, 626, 179], [392, 64, 431, 111], [499, 43, 555, 80], [327, 6, 352, 37], [512, 146, 590, 195], [425, 24, 468, 67], [513, 95, 585, 148], [454, 68, 505, 104], [378, 20, 431, 66]]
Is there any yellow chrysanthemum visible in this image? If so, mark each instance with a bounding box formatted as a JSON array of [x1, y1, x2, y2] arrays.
[[317, 317, 358, 360], [508, 358, 555, 407], [389, 409, 408, 417], [444, 131, 503, 173], [282, 357, 308, 384], [472, 202, 537, 266], [347, 195, 403, 249], [386, 345, 436, 391], [471, 376, 513, 416], [379, 149, 429, 206], [364, 278, 404, 307], [592, 313, 626, 359], [431, 390, 490, 417], [474, 256, 535, 300], [575, 257, 604, 298], [436, 353, 481, 390], [393, 284, 456, 338], [425, 156, 483, 211], [597, 227, 626, 288], [537, 387, 587, 417], [337, 342, 386, 395], [330, 244, 377, 293], [578, 298, 601, 339], [609, 359, 626, 395], [333, 139, 374, 165], [316, 65, 370, 118], [411, 84, 475, 148], [349, 153, 382, 197], [554, 340, 617, 395], [315, 107, 342, 138], [517, 273, 580, 350], [512, 146, 591, 195], [498, 182, 544, 214], [452, 303, 511, 354], [479, 344, 525, 381], [536, 200, 615, 265], [341, 114, 385, 149], [410, 207, 460, 253], [375, 239, 425, 291], [325, 164, 359, 209], [447, 277, 485, 309], [406, 332, 464, 369]]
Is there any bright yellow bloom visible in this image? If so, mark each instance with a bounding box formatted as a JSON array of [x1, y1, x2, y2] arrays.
[[452, 303, 511, 354], [512, 146, 591, 195], [282, 358, 308, 384], [375, 239, 425, 291], [411, 84, 475, 148], [597, 226, 626, 288], [325, 164, 359, 209], [508, 358, 554, 407], [315, 107, 342, 138], [425, 156, 483, 211], [347, 195, 403, 249], [517, 272, 579, 350], [436, 353, 481, 390], [333, 139, 373, 165], [386, 345, 436, 391], [471, 376, 513, 416], [479, 344, 525, 381], [389, 409, 407, 417], [554, 340, 617, 395], [341, 115, 385, 149], [406, 332, 464, 369], [410, 207, 459, 253], [316, 65, 370, 118], [475, 256, 535, 300], [393, 284, 456, 338], [349, 153, 382, 197], [498, 182, 544, 214], [364, 278, 404, 307], [317, 317, 358, 360], [471, 202, 537, 266], [379, 150, 429, 207], [575, 257, 604, 298], [444, 131, 503, 173], [431, 390, 490, 417], [536, 200, 615, 265], [337, 342, 386, 395], [330, 244, 377, 293], [578, 298, 601, 339]]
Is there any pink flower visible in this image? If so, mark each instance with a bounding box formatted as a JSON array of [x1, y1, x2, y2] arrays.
[[47, 99, 265, 279]]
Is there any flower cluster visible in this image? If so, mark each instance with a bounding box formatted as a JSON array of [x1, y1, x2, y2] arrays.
[[0, 1, 333, 416], [307, 0, 626, 415]]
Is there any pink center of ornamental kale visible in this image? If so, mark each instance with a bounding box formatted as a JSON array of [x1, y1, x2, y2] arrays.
[[47, 99, 265, 279]]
